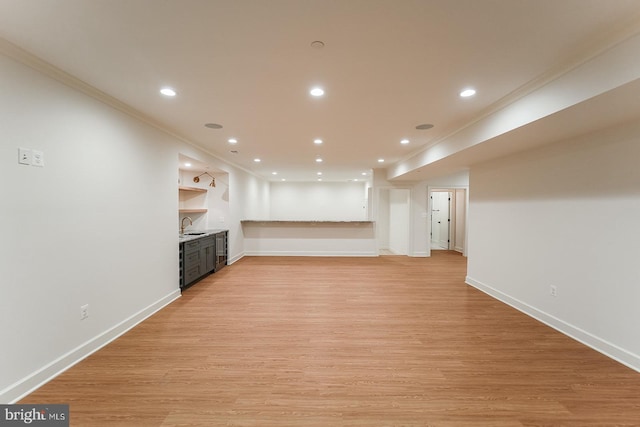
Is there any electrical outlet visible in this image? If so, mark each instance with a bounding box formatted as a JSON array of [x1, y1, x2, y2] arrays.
[[18, 148, 32, 165], [550, 285, 557, 297], [80, 304, 89, 320]]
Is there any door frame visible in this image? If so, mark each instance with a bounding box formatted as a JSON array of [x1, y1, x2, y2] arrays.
[[430, 190, 453, 250], [427, 185, 468, 257]]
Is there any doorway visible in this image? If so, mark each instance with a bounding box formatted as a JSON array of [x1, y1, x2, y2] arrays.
[[429, 188, 467, 254], [430, 191, 451, 250]]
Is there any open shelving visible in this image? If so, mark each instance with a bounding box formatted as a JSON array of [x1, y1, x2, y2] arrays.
[[179, 185, 208, 214]]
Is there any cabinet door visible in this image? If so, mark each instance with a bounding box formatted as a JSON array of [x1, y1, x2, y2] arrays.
[[205, 244, 215, 273], [184, 248, 200, 269], [184, 263, 202, 285], [183, 240, 201, 287], [184, 240, 200, 254], [199, 236, 215, 274], [183, 250, 201, 286]]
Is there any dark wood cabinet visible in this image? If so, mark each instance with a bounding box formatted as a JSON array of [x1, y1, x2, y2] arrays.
[[200, 235, 215, 275], [179, 231, 228, 290], [181, 239, 203, 289]]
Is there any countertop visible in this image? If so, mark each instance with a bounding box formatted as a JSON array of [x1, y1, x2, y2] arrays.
[[241, 220, 374, 224], [179, 229, 227, 243]]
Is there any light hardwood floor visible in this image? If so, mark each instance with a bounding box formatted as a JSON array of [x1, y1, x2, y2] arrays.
[[22, 252, 640, 426]]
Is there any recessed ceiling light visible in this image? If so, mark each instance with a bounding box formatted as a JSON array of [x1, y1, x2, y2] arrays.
[[228, 138, 238, 144], [378, 158, 385, 163], [318, 178, 323, 181], [317, 172, 322, 176], [160, 87, 176, 97], [184, 163, 191, 167], [314, 139, 323, 144], [281, 178, 286, 181], [354, 179, 359, 182], [310, 87, 325, 97], [460, 88, 476, 98], [400, 139, 410, 145], [361, 172, 367, 176], [315, 158, 323, 163], [416, 123, 434, 130], [205, 123, 223, 129], [254, 158, 261, 163], [272, 172, 278, 175]]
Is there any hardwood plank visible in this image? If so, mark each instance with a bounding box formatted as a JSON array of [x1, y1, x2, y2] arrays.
[[21, 252, 640, 426]]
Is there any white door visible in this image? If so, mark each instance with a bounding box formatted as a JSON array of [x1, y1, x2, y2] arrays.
[[431, 191, 451, 250]]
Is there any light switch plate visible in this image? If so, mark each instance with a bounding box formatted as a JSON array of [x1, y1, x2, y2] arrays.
[[18, 148, 32, 165], [80, 304, 89, 320], [32, 150, 44, 167]]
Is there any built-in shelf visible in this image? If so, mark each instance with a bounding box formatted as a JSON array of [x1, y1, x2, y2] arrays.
[[179, 185, 208, 214], [179, 185, 207, 193]]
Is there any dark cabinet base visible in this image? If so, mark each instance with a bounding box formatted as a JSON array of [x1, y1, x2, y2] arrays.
[[179, 230, 228, 290]]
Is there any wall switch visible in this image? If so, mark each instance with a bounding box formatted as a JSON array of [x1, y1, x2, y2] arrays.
[[32, 150, 44, 167], [550, 285, 557, 297], [80, 304, 89, 320], [18, 148, 32, 165]]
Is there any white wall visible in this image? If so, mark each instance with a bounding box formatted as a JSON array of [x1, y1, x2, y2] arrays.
[[230, 168, 269, 262], [0, 51, 269, 402], [376, 189, 390, 250], [0, 53, 177, 402], [389, 189, 410, 255], [242, 181, 374, 257], [242, 222, 377, 257], [466, 120, 640, 371], [454, 189, 466, 252], [205, 173, 230, 230], [269, 181, 367, 220]]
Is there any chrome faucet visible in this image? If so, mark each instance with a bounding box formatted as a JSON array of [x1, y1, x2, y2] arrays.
[[180, 216, 193, 235]]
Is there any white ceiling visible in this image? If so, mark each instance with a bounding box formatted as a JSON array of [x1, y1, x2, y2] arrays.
[[1, 0, 640, 182]]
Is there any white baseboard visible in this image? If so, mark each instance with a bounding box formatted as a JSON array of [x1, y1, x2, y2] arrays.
[[243, 250, 378, 257], [465, 276, 640, 373], [2, 289, 181, 404], [227, 252, 244, 265], [411, 251, 429, 257]]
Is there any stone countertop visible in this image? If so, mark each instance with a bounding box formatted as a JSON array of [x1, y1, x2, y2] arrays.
[[179, 229, 227, 243], [241, 220, 374, 224]]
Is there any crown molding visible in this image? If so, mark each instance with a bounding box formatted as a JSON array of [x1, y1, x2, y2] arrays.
[[394, 14, 640, 170], [0, 37, 263, 181]]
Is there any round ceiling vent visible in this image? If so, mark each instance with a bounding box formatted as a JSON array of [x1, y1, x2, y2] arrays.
[[205, 123, 223, 129], [416, 123, 434, 130]]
